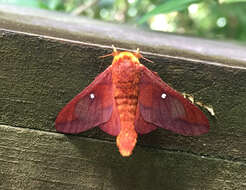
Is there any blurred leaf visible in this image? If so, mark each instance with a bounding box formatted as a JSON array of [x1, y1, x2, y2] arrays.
[[138, 0, 202, 24], [99, 0, 115, 7], [1, 0, 246, 42], [47, 0, 65, 11]]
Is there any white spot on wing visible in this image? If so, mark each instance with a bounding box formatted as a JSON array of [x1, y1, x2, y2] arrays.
[[161, 93, 167, 99], [90, 93, 95, 99]]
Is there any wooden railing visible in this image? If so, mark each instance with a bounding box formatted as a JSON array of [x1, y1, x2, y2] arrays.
[[0, 4, 245, 190]]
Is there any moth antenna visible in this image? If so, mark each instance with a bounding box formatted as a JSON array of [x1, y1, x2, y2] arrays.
[[136, 48, 140, 54], [135, 48, 154, 63], [99, 53, 114, 59], [99, 45, 119, 59], [112, 45, 117, 52]]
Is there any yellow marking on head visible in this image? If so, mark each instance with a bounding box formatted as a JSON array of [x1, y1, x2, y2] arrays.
[[112, 52, 140, 65]]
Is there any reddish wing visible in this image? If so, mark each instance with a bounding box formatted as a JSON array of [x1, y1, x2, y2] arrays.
[[99, 102, 121, 136], [136, 66, 209, 136], [55, 66, 120, 134], [135, 104, 157, 134]]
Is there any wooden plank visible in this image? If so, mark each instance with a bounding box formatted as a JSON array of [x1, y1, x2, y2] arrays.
[[0, 3, 245, 168], [1, 4, 246, 67], [0, 28, 246, 162], [0, 124, 245, 190]]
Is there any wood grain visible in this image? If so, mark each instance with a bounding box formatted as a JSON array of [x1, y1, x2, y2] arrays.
[[0, 4, 245, 189], [0, 29, 245, 162], [0, 125, 245, 190]]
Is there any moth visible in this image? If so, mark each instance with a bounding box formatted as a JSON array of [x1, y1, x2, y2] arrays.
[[55, 47, 209, 157]]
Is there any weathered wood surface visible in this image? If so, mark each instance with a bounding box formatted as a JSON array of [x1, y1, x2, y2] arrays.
[[0, 124, 245, 190], [0, 4, 246, 190]]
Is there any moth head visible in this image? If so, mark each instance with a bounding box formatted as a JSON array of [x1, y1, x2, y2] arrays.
[[99, 45, 153, 66]]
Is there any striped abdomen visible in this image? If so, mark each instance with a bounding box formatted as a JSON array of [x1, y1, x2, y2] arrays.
[[112, 54, 141, 156], [112, 52, 140, 156], [114, 80, 139, 157]]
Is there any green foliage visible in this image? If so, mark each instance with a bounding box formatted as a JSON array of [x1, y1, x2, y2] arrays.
[[220, 0, 246, 3], [0, 0, 48, 8], [137, 0, 201, 24], [1, 0, 246, 42]]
